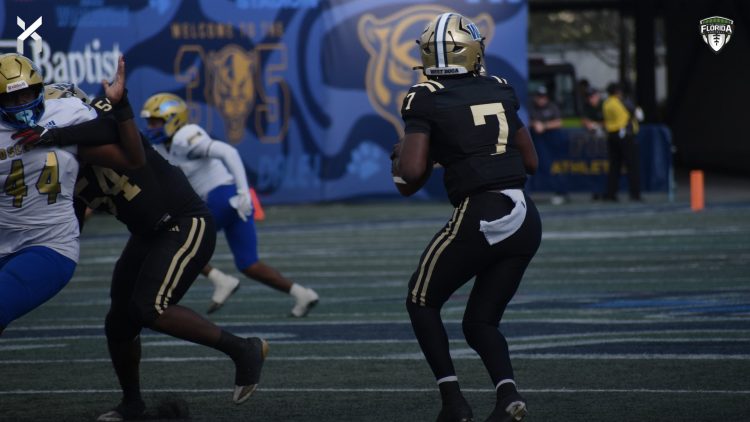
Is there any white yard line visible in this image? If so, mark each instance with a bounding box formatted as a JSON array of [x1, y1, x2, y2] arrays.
[[3, 350, 750, 366], [7, 315, 750, 333]]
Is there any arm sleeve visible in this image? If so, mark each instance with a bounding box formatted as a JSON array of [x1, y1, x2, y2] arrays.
[[205, 140, 250, 194], [172, 125, 250, 193], [52, 115, 120, 147]]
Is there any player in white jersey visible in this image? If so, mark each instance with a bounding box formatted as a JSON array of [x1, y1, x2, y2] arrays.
[[0, 54, 143, 334], [141, 93, 319, 316]]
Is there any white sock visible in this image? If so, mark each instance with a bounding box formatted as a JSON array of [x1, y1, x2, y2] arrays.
[[207, 268, 224, 286], [290, 283, 306, 298], [437, 376, 458, 385], [496, 379, 516, 391]]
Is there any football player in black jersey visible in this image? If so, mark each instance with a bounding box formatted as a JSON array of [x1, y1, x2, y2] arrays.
[[16, 58, 268, 421], [391, 13, 542, 422]]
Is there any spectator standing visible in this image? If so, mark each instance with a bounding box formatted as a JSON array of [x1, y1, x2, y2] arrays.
[[529, 86, 562, 135], [602, 82, 641, 201], [580, 87, 608, 200], [581, 87, 604, 136], [529, 86, 566, 205]]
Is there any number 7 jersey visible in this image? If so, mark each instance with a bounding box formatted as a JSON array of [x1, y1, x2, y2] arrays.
[[401, 75, 528, 206], [0, 98, 96, 262]]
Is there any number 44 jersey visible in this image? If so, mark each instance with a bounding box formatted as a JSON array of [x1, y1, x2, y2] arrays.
[[0, 97, 96, 262]]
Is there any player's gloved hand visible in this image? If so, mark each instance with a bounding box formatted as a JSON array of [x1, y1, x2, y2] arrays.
[[229, 190, 253, 222], [12, 125, 56, 148]]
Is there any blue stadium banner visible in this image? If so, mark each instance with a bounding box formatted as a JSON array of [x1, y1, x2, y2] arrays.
[[528, 126, 673, 194], [1, 0, 528, 204]]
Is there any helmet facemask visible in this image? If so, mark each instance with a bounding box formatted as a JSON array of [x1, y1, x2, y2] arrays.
[[0, 84, 45, 129], [143, 121, 169, 145]]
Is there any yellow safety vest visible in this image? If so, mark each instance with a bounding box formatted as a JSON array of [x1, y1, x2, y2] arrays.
[[603, 96, 638, 134]]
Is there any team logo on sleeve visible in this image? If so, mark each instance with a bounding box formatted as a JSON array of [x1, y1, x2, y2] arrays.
[[700, 16, 733, 53], [358, 6, 493, 136]]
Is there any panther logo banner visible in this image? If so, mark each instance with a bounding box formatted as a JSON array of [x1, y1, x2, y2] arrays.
[[206, 44, 256, 144], [358, 6, 494, 136]]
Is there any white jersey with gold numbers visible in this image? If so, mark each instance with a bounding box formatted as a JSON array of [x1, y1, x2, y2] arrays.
[[0, 97, 97, 262]]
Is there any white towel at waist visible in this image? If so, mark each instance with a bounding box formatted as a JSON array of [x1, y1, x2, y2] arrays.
[[479, 189, 527, 245]]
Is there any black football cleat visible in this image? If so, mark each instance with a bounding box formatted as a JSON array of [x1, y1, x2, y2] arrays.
[[96, 399, 146, 421], [436, 398, 474, 422], [484, 393, 527, 422], [233, 337, 269, 404]]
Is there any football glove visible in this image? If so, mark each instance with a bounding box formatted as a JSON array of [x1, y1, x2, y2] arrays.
[[12, 125, 56, 148], [229, 190, 253, 222]]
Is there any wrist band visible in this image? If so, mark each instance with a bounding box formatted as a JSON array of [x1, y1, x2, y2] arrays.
[[113, 103, 134, 122], [113, 91, 133, 122]]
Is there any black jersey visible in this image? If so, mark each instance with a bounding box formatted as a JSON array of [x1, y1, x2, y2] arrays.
[[75, 135, 207, 236], [68, 96, 207, 235], [401, 75, 528, 206]]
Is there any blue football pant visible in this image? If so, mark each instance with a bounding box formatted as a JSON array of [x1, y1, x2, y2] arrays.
[[0, 246, 76, 329]]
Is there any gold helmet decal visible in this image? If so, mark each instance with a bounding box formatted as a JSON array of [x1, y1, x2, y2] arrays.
[[419, 13, 486, 77], [359, 7, 493, 135], [140, 92, 189, 137]]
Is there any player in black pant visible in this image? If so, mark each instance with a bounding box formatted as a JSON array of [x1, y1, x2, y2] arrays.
[[16, 58, 268, 421], [391, 14, 542, 422]]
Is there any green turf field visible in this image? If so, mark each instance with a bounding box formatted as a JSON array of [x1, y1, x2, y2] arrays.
[[2, 198, 749, 421]]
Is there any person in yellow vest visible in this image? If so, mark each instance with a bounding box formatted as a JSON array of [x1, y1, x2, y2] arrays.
[[602, 82, 642, 201]]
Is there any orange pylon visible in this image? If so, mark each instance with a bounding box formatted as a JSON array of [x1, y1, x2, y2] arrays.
[[250, 188, 266, 220], [690, 170, 704, 212]]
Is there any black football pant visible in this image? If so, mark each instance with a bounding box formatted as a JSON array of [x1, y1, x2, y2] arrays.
[[105, 216, 216, 341], [605, 132, 641, 200], [406, 191, 541, 387]]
